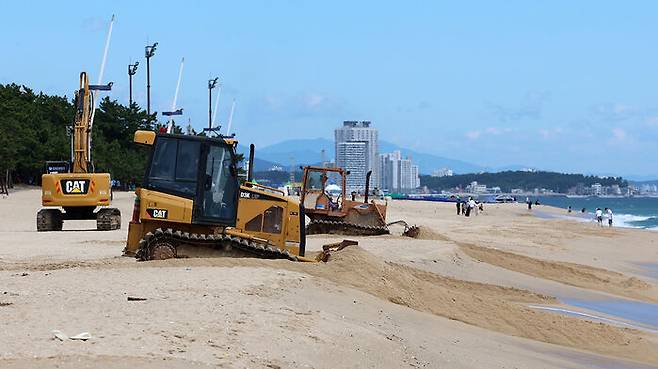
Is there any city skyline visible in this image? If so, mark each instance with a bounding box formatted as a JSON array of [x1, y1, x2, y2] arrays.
[[334, 120, 420, 192], [2, 1, 658, 179]]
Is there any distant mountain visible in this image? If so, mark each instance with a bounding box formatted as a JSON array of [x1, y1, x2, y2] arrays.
[[242, 139, 650, 179], [248, 138, 485, 174], [255, 138, 334, 167], [236, 144, 285, 172], [378, 140, 485, 174]]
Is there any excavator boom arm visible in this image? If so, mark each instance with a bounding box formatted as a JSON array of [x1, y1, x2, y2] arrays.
[[71, 72, 92, 173]]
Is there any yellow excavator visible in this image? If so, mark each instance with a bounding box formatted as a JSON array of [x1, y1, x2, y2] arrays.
[[123, 131, 309, 261], [37, 72, 121, 231]]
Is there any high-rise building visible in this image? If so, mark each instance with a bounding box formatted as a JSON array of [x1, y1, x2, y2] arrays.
[[336, 141, 369, 192], [379, 150, 419, 192], [335, 121, 379, 189], [411, 165, 420, 189], [379, 151, 400, 192]]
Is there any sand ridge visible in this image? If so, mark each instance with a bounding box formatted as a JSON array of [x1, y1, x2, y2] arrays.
[[457, 241, 656, 303]]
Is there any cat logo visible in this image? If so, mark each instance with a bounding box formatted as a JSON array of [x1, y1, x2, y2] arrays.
[[147, 208, 168, 219], [61, 180, 90, 194]]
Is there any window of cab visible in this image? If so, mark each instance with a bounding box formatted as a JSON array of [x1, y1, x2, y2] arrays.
[[148, 137, 201, 197]]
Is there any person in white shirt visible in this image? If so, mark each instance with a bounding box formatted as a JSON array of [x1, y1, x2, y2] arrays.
[[465, 197, 476, 217], [472, 199, 479, 216], [595, 208, 603, 227], [605, 208, 613, 227]]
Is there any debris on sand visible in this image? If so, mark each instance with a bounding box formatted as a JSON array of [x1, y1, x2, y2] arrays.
[[127, 296, 148, 301], [52, 330, 91, 341], [52, 330, 68, 341], [70, 332, 92, 341]]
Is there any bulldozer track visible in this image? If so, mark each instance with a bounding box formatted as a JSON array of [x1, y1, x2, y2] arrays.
[[306, 219, 390, 236], [96, 208, 121, 231], [135, 227, 298, 262]]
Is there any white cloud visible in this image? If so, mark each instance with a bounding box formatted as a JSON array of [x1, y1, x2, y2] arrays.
[[538, 127, 563, 139], [465, 130, 481, 139], [486, 91, 550, 122], [611, 127, 627, 141], [256, 92, 348, 118], [646, 116, 658, 128], [590, 103, 643, 122], [485, 127, 513, 135]]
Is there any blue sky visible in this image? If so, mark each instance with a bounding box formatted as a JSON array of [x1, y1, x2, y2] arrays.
[[2, 1, 658, 178]]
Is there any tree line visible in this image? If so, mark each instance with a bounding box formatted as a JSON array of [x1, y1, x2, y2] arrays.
[[0, 83, 185, 186], [420, 171, 627, 193]]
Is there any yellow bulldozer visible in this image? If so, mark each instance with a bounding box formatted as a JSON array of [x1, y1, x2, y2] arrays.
[[123, 131, 308, 261], [300, 166, 419, 237], [37, 72, 121, 231]]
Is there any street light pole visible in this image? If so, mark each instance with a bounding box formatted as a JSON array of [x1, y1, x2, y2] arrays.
[[128, 62, 139, 107], [208, 77, 218, 130], [145, 42, 158, 116]]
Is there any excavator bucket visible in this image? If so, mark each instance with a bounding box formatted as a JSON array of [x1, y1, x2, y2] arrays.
[[403, 225, 420, 238], [387, 220, 420, 238], [315, 240, 359, 262]]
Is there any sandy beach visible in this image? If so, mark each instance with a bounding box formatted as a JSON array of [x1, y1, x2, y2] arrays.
[[1, 187, 657, 368]]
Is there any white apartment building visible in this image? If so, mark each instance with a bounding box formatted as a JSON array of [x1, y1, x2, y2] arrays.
[[336, 141, 369, 193], [466, 181, 488, 194], [411, 165, 420, 189], [380, 151, 419, 192], [591, 183, 603, 196], [335, 121, 379, 188]]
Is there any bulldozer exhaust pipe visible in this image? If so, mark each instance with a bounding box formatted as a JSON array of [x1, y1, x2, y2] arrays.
[[364, 170, 372, 203], [247, 144, 255, 182]]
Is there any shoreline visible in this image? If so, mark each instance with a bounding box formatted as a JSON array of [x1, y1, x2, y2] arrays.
[[531, 204, 658, 231]]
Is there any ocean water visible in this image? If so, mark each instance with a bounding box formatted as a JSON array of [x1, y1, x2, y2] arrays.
[[534, 196, 658, 230]]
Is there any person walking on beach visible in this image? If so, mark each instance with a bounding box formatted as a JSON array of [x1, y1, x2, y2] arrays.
[[606, 208, 614, 227], [526, 197, 532, 210], [468, 197, 477, 215], [456, 201, 461, 215], [595, 208, 603, 227], [568, 206, 572, 213], [465, 197, 473, 217]]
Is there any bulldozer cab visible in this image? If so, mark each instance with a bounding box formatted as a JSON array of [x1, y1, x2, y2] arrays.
[[301, 166, 346, 216], [143, 133, 240, 226]]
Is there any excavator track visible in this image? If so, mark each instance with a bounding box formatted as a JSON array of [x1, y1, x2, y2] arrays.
[[96, 208, 121, 231], [135, 227, 298, 262], [306, 219, 390, 236]]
